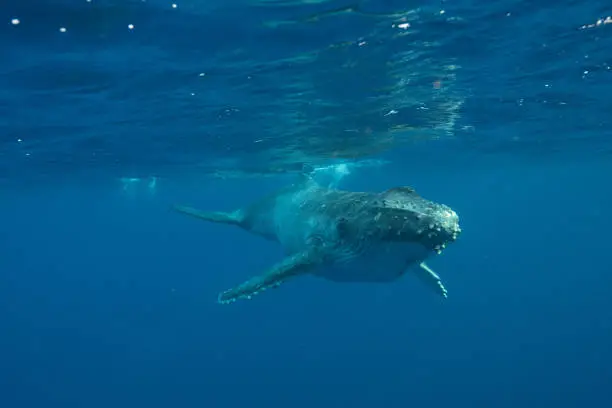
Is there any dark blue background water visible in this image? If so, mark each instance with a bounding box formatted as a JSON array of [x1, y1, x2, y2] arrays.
[[1, 1, 611, 407]]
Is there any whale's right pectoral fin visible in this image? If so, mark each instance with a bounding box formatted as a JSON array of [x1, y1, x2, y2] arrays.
[[173, 205, 243, 226], [415, 262, 448, 298], [218, 250, 320, 304]]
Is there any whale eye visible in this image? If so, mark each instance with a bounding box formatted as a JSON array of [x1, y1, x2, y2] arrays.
[[336, 217, 351, 239]]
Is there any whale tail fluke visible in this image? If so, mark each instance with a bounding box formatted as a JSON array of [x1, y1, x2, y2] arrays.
[[173, 205, 244, 226]]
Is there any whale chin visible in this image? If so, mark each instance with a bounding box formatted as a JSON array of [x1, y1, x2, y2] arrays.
[[313, 241, 432, 283]]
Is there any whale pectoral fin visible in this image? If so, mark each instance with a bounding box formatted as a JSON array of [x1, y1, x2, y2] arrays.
[[218, 250, 320, 304], [173, 205, 242, 226], [414, 262, 448, 298]]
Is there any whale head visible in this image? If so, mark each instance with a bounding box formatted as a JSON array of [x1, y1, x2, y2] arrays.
[[363, 186, 461, 254]]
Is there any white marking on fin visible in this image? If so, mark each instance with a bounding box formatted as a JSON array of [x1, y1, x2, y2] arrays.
[[416, 262, 448, 298]]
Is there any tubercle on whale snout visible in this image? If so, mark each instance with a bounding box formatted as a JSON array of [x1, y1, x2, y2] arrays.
[[427, 206, 461, 254], [400, 203, 461, 254]]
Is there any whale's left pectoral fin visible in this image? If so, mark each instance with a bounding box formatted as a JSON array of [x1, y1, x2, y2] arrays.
[[218, 250, 320, 304], [415, 262, 448, 298]]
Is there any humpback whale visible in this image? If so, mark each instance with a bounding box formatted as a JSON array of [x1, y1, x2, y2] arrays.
[[174, 176, 461, 304]]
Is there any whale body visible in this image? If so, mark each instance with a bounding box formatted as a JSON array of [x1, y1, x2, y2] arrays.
[[174, 176, 461, 304]]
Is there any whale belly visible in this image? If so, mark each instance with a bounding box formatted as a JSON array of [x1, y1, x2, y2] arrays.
[[313, 242, 430, 283]]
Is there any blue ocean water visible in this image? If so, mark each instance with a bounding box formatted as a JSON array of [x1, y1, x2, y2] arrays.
[[1, 0, 611, 407]]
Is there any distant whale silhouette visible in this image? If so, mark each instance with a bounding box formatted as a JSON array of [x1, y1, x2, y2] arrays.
[[174, 175, 461, 304]]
